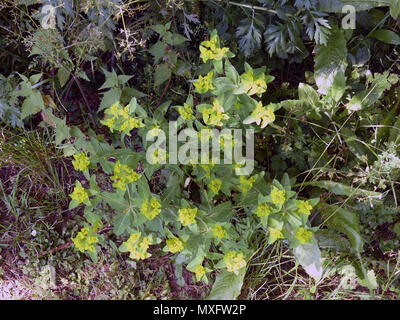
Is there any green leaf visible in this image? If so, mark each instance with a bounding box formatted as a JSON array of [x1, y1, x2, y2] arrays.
[[21, 91, 45, 119], [369, 29, 400, 45], [113, 211, 133, 236], [390, 1, 400, 18], [301, 180, 382, 199], [57, 68, 70, 88], [293, 236, 323, 282], [321, 204, 364, 254], [149, 41, 167, 64], [154, 63, 171, 87], [314, 26, 347, 101], [207, 269, 245, 300]]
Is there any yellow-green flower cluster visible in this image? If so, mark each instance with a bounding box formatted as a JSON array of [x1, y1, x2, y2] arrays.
[[239, 176, 256, 194], [251, 102, 275, 128], [297, 200, 312, 215], [101, 102, 143, 135], [202, 99, 229, 126], [268, 227, 284, 243], [241, 69, 267, 96], [70, 185, 89, 204], [270, 186, 286, 207], [178, 207, 198, 226], [212, 224, 227, 238], [295, 227, 312, 244], [254, 203, 272, 218], [166, 236, 184, 253], [194, 71, 214, 94], [177, 103, 193, 120], [111, 161, 141, 191], [123, 232, 152, 261], [209, 178, 222, 194], [199, 34, 230, 63], [72, 152, 90, 171], [72, 226, 99, 253], [194, 265, 206, 281], [141, 197, 162, 220], [224, 251, 246, 275]]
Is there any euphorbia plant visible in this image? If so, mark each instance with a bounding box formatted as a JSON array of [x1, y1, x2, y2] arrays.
[[67, 30, 321, 290]]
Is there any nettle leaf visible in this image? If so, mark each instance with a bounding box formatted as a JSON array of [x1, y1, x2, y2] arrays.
[[293, 236, 323, 282], [149, 41, 167, 64], [235, 18, 262, 57], [21, 91, 45, 120], [154, 63, 171, 87], [314, 25, 347, 100], [347, 72, 394, 111], [320, 204, 364, 254], [207, 268, 245, 300]]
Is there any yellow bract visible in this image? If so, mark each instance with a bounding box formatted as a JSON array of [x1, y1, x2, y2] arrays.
[[209, 178, 222, 194], [141, 197, 162, 220], [295, 227, 313, 244], [194, 71, 214, 94], [270, 186, 286, 207], [297, 200, 312, 215], [72, 226, 98, 253], [251, 102, 275, 128], [178, 207, 198, 226], [239, 176, 256, 194], [212, 224, 227, 239], [268, 227, 284, 243], [224, 251, 246, 275], [70, 185, 89, 204], [241, 69, 267, 96], [199, 34, 230, 63], [166, 237, 184, 253], [177, 103, 193, 120], [101, 102, 144, 135], [202, 99, 229, 126], [254, 203, 272, 218], [194, 265, 206, 281], [111, 160, 141, 191], [123, 232, 152, 261], [72, 152, 90, 171]]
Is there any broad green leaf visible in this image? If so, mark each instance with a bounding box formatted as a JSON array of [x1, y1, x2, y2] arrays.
[[207, 268, 245, 300], [149, 41, 167, 64], [314, 26, 347, 101], [21, 91, 45, 119], [321, 204, 364, 253], [113, 211, 134, 236], [301, 180, 382, 199], [390, 1, 400, 18], [369, 29, 400, 45], [293, 236, 323, 282], [154, 63, 171, 87]]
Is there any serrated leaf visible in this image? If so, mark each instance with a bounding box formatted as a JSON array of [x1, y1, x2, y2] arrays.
[[314, 26, 347, 100], [149, 41, 167, 64], [154, 63, 171, 87]]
